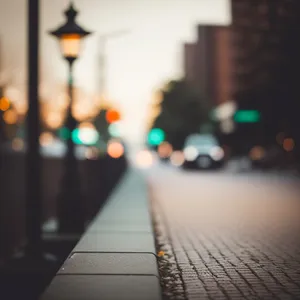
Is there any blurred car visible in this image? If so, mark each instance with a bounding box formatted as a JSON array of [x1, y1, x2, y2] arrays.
[[182, 134, 225, 170]]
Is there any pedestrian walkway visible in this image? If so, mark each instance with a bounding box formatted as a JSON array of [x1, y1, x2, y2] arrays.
[[148, 166, 300, 300], [40, 168, 162, 300]]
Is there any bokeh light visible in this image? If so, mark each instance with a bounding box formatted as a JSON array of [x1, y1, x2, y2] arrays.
[[158, 141, 173, 158], [0, 97, 10, 111], [85, 147, 100, 160], [72, 128, 82, 145], [73, 105, 89, 121], [12, 138, 24, 151], [107, 140, 124, 158], [135, 149, 154, 168], [72, 96, 99, 121], [148, 128, 165, 146], [220, 119, 235, 134], [215, 101, 236, 120], [76, 128, 100, 145], [79, 122, 95, 129], [46, 113, 63, 129], [283, 138, 295, 152], [3, 110, 18, 124], [108, 121, 121, 137], [56, 92, 69, 109], [40, 132, 55, 147], [183, 146, 198, 161], [14, 100, 28, 115], [249, 146, 265, 160], [5, 87, 22, 104], [58, 127, 71, 140], [170, 150, 185, 167], [106, 109, 121, 124]]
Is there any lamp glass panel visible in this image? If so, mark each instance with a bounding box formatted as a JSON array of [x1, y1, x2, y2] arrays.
[[60, 34, 81, 58]]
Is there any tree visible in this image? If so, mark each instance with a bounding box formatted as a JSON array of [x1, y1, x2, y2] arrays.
[[150, 79, 209, 149]]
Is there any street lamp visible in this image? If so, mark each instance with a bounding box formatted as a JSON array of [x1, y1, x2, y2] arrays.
[[49, 2, 92, 234]]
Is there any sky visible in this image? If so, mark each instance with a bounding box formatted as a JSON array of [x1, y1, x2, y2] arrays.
[[0, 0, 231, 144]]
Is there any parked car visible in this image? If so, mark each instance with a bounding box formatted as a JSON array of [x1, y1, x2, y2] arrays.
[[182, 134, 225, 170]]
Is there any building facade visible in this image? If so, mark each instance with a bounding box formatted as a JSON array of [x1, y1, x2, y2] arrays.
[[231, 0, 300, 147], [183, 25, 233, 107]]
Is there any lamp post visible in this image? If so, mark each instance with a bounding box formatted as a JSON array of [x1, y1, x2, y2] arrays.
[[49, 2, 92, 234]]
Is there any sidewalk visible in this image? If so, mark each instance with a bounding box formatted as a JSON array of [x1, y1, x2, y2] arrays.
[[148, 166, 300, 300], [40, 168, 162, 300]]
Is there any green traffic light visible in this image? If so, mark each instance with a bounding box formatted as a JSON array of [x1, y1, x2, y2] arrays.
[[148, 128, 165, 146], [72, 128, 82, 145], [59, 127, 100, 145], [58, 127, 71, 140], [234, 110, 260, 123]]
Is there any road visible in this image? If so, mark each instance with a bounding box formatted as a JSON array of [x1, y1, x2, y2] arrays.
[[147, 164, 300, 300]]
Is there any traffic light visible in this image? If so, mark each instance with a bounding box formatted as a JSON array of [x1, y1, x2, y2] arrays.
[[0, 97, 10, 112], [234, 110, 260, 123], [108, 122, 121, 137], [59, 127, 99, 145], [148, 128, 165, 146], [58, 127, 71, 140], [71, 128, 82, 145], [106, 109, 121, 124], [72, 128, 99, 145]]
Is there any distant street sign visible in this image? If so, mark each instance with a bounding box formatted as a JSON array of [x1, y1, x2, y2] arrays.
[[234, 110, 261, 123]]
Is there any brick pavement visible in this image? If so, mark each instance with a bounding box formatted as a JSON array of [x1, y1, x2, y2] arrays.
[[148, 169, 300, 300]]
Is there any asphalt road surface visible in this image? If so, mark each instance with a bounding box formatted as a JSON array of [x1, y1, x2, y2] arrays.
[[147, 164, 300, 300]]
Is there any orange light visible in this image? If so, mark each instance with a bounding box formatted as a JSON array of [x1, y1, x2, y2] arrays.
[[0, 97, 10, 111], [158, 141, 173, 158], [107, 141, 124, 158], [283, 138, 294, 152], [3, 110, 17, 124], [46, 113, 63, 129], [106, 109, 121, 124], [60, 34, 81, 58]]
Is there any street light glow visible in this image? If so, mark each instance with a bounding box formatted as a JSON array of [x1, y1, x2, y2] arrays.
[[0, 97, 10, 111], [60, 34, 81, 58], [3, 110, 17, 124]]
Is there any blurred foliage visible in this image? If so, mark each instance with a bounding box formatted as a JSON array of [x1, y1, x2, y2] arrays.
[[150, 79, 209, 150], [94, 109, 110, 143]]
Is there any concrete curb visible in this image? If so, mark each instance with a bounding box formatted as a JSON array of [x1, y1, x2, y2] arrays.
[[40, 168, 162, 300]]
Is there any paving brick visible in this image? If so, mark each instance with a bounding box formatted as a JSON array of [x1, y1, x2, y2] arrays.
[[149, 170, 300, 300], [58, 253, 158, 276], [40, 275, 162, 300], [73, 232, 156, 254]]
